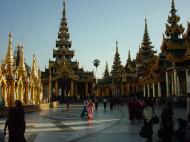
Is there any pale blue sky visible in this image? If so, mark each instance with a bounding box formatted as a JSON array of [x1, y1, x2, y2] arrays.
[[0, 0, 190, 78]]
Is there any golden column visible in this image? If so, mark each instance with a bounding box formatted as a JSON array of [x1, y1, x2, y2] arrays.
[[121, 84, 124, 96], [127, 83, 130, 94], [34, 86, 37, 104], [55, 81, 58, 96], [15, 82, 19, 100], [75, 82, 77, 96], [106, 88, 109, 96], [71, 80, 74, 96], [1, 82, 6, 101], [143, 85, 146, 97], [10, 79, 15, 107], [24, 84, 29, 105], [36, 85, 40, 104], [31, 84, 34, 104], [19, 82, 23, 102]]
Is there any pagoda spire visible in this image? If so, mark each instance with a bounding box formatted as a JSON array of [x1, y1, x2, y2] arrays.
[[111, 41, 123, 77], [141, 19, 152, 49], [165, 0, 184, 39], [5, 33, 14, 65], [171, 0, 176, 15], [18, 45, 26, 72], [141, 19, 155, 57], [103, 61, 109, 79], [54, 0, 73, 61], [63, 0, 66, 16], [128, 50, 131, 61], [125, 49, 132, 67]]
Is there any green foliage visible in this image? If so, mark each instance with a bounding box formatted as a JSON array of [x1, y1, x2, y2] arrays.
[[93, 59, 100, 68]]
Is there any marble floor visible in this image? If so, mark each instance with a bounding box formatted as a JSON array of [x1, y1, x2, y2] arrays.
[[0, 103, 187, 142]]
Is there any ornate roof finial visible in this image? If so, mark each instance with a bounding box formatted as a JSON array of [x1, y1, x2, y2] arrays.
[[165, 0, 184, 39], [144, 18, 148, 38], [128, 50, 131, 61], [145, 18, 147, 30], [171, 0, 177, 14], [9, 32, 12, 43], [54, 0, 73, 61], [103, 61, 109, 79], [141, 19, 152, 49], [111, 40, 123, 77], [63, 0, 66, 17], [116, 40, 118, 52]]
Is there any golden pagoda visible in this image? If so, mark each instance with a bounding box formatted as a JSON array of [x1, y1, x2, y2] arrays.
[[0, 33, 43, 107], [41, 1, 94, 101]]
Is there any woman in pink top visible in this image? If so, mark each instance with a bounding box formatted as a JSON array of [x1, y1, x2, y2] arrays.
[[87, 100, 95, 120]]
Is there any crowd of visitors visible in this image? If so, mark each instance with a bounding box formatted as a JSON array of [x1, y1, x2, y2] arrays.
[[2, 95, 190, 142]]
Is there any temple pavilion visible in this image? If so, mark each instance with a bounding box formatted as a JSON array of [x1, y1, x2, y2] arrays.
[[97, 0, 190, 98], [41, 1, 94, 101]]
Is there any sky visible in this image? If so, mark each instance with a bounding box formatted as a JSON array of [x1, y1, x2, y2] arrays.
[[0, 0, 190, 78]]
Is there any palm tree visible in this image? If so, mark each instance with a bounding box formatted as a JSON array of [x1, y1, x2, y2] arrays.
[[93, 59, 100, 82]]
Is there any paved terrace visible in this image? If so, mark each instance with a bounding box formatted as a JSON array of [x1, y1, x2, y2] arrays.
[[0, 104, 187, 142]]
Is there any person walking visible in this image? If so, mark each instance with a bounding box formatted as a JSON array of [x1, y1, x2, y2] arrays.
[[66, 96, 70, 110], [4, 100, 26, 142], [160, 101, 174, 142], [87, 100, 95, 120], [127, 97, 136, 123], [94, 98, 98, 111], [186, 113, 190, 141], [81, 99, 88, 118], [141, 100, 154, 142], [103, 97, 107, 110], [109, 97, 114, 110], [187, 93, 190, 114], [174, 118, 187, 142]]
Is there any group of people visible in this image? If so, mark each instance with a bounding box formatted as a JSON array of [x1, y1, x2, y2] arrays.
[[4, 96, 190, 142], [136, 97, 190, 142], [127, 97, 145, 123], [80, 96, 123, 120], [159, 101, 190, 142]]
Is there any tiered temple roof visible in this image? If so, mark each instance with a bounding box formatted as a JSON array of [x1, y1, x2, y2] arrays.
[[136, 19, 156, 77], [111, 41, 123, 77], [41, 0, 94, 99], [98, 0, 190, 97], [103, 61, 110, 79], [161, 0, 190, 63]]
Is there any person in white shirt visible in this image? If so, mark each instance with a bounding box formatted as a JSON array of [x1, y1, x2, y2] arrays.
[[142, 99, 154, 142]]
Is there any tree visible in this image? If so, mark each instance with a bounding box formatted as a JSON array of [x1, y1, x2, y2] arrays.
[[93, 59, 100, 82]]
